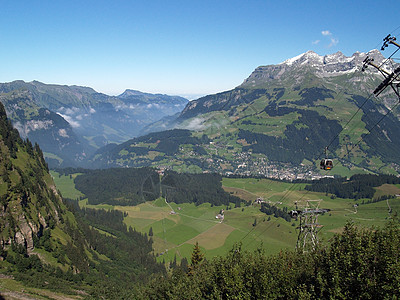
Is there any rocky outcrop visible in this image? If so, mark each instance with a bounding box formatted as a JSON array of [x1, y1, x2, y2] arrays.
[[0, 100, 62, 257]]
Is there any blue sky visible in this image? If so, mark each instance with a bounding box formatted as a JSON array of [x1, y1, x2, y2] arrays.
[[1, 1, 399, 98]]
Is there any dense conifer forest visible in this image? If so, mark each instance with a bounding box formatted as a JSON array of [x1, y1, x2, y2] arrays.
[[74, 167, 160, 205], [238, 107, 341, 164], [305, 174, 400, 200], [160, 171, 242, 207], [71, 168, 243, 207]]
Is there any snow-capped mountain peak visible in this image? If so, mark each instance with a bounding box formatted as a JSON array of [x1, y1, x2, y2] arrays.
[[241, 49, 397, 88], [280, 50, 323, 66]]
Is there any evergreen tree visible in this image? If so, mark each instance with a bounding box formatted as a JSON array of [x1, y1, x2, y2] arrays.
[[180, 257, 189, 272], [170, 255, 177, 269], [188, 242, 204, 275]]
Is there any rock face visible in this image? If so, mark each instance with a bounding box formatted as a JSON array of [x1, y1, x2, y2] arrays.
[[0, 100, 63, 256]]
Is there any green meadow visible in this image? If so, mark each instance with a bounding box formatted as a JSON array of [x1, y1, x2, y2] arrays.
[[53, 173, 400, 263]]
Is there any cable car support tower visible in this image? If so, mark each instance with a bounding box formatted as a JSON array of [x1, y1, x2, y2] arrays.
[[295, 200, 325, 253]]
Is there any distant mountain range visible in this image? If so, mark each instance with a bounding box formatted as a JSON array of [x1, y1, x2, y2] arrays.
[[89, 50, 400, 176], [2, 50, 399, 175], [0, 81, 188, 167]]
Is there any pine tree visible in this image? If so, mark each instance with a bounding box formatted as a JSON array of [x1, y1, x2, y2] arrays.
[[188, 242, 204, 275], [170, 255, 177, 269], [180, 257, 188, 271]]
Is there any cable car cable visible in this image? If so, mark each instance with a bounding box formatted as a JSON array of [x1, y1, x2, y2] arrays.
[[342, 100, 400, 160], [243, 28, 400, 251], [320, 28, 400, 166]]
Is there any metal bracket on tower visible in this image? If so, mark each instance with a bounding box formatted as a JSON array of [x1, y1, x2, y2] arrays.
[[381, 34, 400, 51], [362, 34, 400, 100]]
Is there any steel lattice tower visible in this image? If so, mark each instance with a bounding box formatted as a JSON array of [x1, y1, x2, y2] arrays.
[[296, 200, 324, 253]]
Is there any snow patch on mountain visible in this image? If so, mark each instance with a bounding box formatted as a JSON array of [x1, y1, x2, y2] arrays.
[[281, 50, 323, 66], [242, 49, 398, 88]]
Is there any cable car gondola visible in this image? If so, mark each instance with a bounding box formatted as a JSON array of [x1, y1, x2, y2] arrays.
[[320, 147, 333, 170], [320, 158, 333, 170]]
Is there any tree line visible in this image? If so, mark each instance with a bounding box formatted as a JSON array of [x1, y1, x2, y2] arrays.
[[260, 202, 292, 222], [305, 174, 400, 200], [5, 197, 166, 298]]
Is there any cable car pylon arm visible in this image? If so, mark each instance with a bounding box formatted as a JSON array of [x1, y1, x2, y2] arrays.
[[373, 66, 400, 97], [362, 34, 400, 100], [381, 34, 400, 51], [362, 57, 391, 77]]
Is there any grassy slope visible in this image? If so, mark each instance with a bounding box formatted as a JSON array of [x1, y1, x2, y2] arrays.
[[0, 276, 85, 300], [52, 172, 400, 264]]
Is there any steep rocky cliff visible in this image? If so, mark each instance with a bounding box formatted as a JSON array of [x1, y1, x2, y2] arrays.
[[0, 100, 64, 257]]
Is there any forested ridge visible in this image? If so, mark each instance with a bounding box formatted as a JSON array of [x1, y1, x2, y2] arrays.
[[239, 108, 341, 164], [64, 200, 166, 291]]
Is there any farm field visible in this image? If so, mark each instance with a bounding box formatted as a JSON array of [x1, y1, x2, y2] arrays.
[[52, 173, 400, 263]]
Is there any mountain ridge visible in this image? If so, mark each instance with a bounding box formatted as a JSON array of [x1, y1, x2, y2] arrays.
[[0, 81, 189, 167], [91, 49, 400, 176]]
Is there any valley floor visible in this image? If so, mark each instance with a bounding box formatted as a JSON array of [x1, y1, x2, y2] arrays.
[[52, 172, 400, 264]]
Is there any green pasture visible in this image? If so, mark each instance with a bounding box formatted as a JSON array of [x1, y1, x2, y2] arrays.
[[43, 152, 63, 164], [52, 172, 399, 264], [50, 171, 84, 200]]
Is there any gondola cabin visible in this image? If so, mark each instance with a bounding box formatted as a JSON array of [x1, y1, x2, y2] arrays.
[[320, 159, 333, 170]]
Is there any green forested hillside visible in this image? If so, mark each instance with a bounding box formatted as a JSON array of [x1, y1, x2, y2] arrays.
[[73, 167, 160, 205], [0, 101, 164, 298], [160, 171, 242, 206]]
